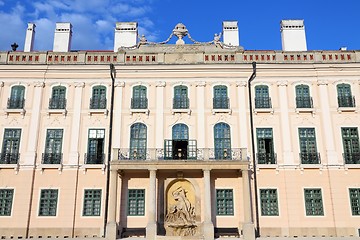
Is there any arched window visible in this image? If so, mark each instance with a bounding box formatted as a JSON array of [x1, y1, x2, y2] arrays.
[[173, 85, 189, 109], [213, 85, 229, 109], [8, 85, 25, 109], [130, 123, 147, 160], [337, 83, 355, 107], [214, 123, 231, 159], [90, 86, 106, 109], [172, 123, 189, 140], [49, 86, 66, 109], [255, 85, 271, 108], [131, 85, 147, 109], [295, 85, 312, 108]]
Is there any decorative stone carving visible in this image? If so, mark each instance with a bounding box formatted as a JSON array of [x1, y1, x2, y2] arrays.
[[277, 80, 288, 86], [317, 79, 328, 85], [74, 82, 85, 88], [195, 81, 206, 87], [156, 81, 166, 87], [173, 23, 188, 45], [236, 81, 247, 87], [114, 81, 125, 87], [34, 81, 45, 87]]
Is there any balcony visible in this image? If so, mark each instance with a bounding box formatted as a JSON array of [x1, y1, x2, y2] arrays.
[[343, 152, 360, 164], [300, 152, 320, 164], [213, 97, 230, 109], [131, 97, 148, 109], [173, 97, 189, 109], [42, 153, 62, 164], [296, 96, 313, 108], [254, 97, 273, 114], [338, 96, 355, 108], [89, 98, 107, 109], [84, 153, 105, 164], [49, 97, 66, 109], [256, 153, 277, 164], [0, 153, 19, 164], [7, 98, 25, 109]]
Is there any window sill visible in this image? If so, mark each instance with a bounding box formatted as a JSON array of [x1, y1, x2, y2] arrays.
[[300, 164, 322, 169], [171, 109, 191, 115], [88, 109, 108, 118], [81, 164, 106, 174], [295, 107, 315, 115], [344, 164, 360, 169], [337, 107, 357, 113], [4, 108, 26, 118], [38, 164, 63, 173], [257, 164, 278, 169], [212, 109, 232, 115], [130, 108, 149, 115], [47, 109, 67, 118], [254, 108, 274, 114]]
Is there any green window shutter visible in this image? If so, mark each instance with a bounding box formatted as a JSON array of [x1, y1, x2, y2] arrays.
[[216, 189, 234, 215], [90, 86, 106, 109], [130, 123, 147, 160], [295, 85, 312, 108], [260, 189, 279, 216], [0, 189, 14, 216], [132, 85, 147, 109], [50, 86, 66, 109], [83, 189, 102, 216], [173, 86, 189, 109], [342, 127, 360, 164], [349, 188, 360, 215], [8, 86, 25, 109], [304, 188, 324, 216], [39, 189, 58, 216], [128, 189, 145, 216], [1, 129, 21, 164], [255, 85, 271, 108], [299, 128, 319, 164], [213, 85, 229, 109], [337, 83, 354, 107]]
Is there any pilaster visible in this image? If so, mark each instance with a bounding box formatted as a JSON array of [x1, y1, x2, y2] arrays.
[[196, 81, 206, 148], [155, 81, 165, 148], [236, 81, 249, 149], [112, 82, 125, 149]]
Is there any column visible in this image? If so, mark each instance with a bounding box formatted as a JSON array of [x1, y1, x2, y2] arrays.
[[146, 169, 157, 239], [68, 82, 85, 165], [155, 82, 165, 148], [236, 81, 249, 149], [203, 169, 214, 240], [106, 168, 118, 239], [0, 82, 4, 105], [242, 169, 255, 240], [196, 82, 206, 148], [23, 82, 44, 165], [317, 80, 337, 164], [112, 82, 125, 149], [277, 81, 294, 165]]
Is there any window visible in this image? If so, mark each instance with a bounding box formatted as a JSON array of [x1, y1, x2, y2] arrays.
[[349, 188, 360, 216], [49, 86, 66, 109], [299, 128, 319, 164], [128, 189, 145, 216], [214, 123, 231, 159], [90, 86, 106, 109], [0, 189, 14, 216], [83, 189, 101, 216], [39, 189, 58, 216], [255, 85, 271, 108], [172, 123, 189, 140], [337, 83, 355, 108], [216, 189, 234, 215], [129, 123, 147, 160], [86, 129, 105, 164], [164, 124, 197, 160], [213, 85, 229, 109], [131, 85, 147, 109], [1, 129, 21, 164], [260, 189, 279, 216], [295, 85, 313, 108], [43, 129, 63, 164], [342, 127, 360, 164], [173, 85, 189, 109], [256, 128, 276, 164], [8, 86, 25, 109], [304, 188, 324, 216]]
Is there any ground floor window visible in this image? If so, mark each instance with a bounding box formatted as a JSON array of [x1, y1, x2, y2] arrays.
[[39, 189, 58, 216], [0, 189, 14, 216], [83, 189, 102, 216], [260, 189, 279, 216], [128, 189, 145, 216], [304, 188, 323, 216], [349, 188, 360, 215], [216, 189, 234, 215]]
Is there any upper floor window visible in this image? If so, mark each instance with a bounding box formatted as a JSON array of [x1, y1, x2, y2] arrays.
[[299, 128, 319, 164], [172, 123, 189, 140], [164, 124, 196, 160], [42, 129, 63, 164], [295, 85, 313, 108], [213, 85, 229, 109], [337, 83, 355, 108], [90, 86, 106, 109], [130, 123, 147, 160], [86, 129, 105, 164], [131, 85, 147, 109], [214, 123, 231, 159], [255, 85, 271, 109], [256, 128, 276, 164], [49, 86, 66, 109], [1, 129, 21, 164], [8, 85, 25, 109], [342, 127, 360, 164], [173, 85, 189, 109]]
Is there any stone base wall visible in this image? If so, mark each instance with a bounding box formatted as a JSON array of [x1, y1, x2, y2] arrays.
[[260, 227, 359, 238]]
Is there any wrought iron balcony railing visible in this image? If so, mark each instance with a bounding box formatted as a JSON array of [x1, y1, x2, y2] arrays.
[[343, 152, 360, 164], [7, 98, 25, 109], [49, 98, 66, 109], [173, 97, 189, 109], [0, 153, 20, 164], [256, 152, 277, 164], [131, 97, 148, 109], [296, 96, 313, 108], [255, 97, 272, 109], [42, 153, 62, 164], [213, 97, 230, 109], [116, 148, 246, 161], [89, 98, 107, 109], [300, 152, 320, 164], [84, 153, 105, 164], [338, 96, 356, 108]]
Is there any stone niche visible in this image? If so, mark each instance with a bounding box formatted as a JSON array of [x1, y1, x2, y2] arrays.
[[164, 179, 201, 237]]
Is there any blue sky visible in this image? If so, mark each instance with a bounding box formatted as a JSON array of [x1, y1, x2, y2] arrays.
[[0, 0, 359, 51]]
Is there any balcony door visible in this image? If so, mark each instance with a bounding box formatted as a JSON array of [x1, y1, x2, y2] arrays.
[[214, 123, 231, 159], [164, 124, 196, 160]]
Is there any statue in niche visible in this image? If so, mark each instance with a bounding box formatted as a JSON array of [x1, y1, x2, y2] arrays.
[[165, 186, 197, 236]]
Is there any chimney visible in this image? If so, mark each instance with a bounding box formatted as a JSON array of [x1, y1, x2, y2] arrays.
[[222, 21, 239, 46], [24, 23, 36, 52], [114, 22, 138, 51], [280, 19, 307, 51], [53, 22, 72, 52]]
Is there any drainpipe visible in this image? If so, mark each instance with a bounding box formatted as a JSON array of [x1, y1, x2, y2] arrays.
[[104, 64, 116, 237], [247, 62, 260, 237]]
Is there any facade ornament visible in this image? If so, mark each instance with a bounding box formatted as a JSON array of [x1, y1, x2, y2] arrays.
[[277, 80, 288, 86], [34, 82, 45, 87], [156, 81, 166, 87], [195, 81, 206, 87], [114, 81, 125, 87], [74, 82, 85, 88], [317, 79, 328, 85], [0, 81, 4, 87], [173, 23, 188, 45], [236, 81, 247, 87]]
